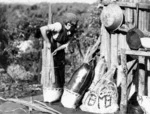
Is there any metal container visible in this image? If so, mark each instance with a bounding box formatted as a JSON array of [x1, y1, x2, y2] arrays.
[[61, 63, 93, 108], [66, 63, 93, 95], [100, 3, 123, 32], [140, 37, 150, 49], [126, 27, 144, 50]]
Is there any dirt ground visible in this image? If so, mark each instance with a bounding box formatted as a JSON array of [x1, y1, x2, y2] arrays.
[[0, 69, 141, 114], [0, 94, 94, 114]]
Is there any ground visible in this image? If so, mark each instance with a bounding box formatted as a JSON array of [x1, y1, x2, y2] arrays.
[[0, 69, 93, 114]]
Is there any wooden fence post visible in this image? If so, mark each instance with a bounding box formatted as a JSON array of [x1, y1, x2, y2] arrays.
[[147, 58, 150, 96], [41, 3, 54, 86], [120, 49, 128, 114], [100, 25, 111, 68], [138, 56, 146, 96], [111, 33, 118, 67]]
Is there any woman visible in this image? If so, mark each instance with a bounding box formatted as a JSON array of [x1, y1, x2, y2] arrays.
[[40, 12, 78, 102]]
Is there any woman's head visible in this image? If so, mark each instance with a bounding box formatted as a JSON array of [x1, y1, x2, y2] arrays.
[[63, 13, 78, 31]]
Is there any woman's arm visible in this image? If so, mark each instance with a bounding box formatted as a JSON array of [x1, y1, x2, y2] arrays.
[[40, 26, 49, 43], [52, 42, 69, 55], [40, 22, 62, 41]]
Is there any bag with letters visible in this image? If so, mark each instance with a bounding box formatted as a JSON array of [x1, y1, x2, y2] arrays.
[[80, 67, 119, 113]]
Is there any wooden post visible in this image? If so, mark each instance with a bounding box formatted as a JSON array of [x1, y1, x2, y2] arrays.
[[100, 25, 111, 68], [120, 49, 128, 114], [41, 3, 55, 86], [125, 0, 133, 27], [100, 25, 105, 57], [138, 56, 146, 96], [146, 11, 149, 31], [138, 10, 142, 29], [143, 11, 147, 31], [48, 4, 52, 24], [118, 4, 127, 54], [111, 33, 118, 67], [141, 10, 144, 31], [147, 58, 150, 96], [134, 4, 137, 27], [122, 0, 131, 50], [149, 12, 150, 31]]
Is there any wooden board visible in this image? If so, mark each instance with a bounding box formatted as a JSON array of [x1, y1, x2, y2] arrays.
[[111, 34, 118, 67], [125, 50, 150, 57], [100, 25, 111, 68], [41, 4, 55, 86], [138, 56, 146, 96], [103, 2, 150, 10]]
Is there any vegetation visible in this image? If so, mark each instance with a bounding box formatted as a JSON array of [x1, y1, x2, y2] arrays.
[[0, 2, 101, 98]]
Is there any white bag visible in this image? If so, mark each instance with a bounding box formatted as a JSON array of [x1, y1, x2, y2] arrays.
[[137, 95, 150, 114], [61, 88, 81, 109], [43, 87, 62, 102], [80, 78, 118, 113]]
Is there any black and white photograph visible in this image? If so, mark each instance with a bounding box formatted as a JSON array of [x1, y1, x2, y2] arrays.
[[0, 0, 150, 114]]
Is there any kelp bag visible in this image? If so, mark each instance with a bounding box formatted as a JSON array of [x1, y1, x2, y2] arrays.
[[41, 41, 63, 103], [80, 78, 118, 113], [61, 63, 93, 109], [89, 56, 107, 90]]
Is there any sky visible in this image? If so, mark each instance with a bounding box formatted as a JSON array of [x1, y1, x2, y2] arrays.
[[0, 0, 98, 4]]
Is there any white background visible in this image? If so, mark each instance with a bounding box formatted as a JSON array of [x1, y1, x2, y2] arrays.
[[0, 0, 97, 4]]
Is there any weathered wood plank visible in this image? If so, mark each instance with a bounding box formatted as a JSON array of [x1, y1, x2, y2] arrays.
[[103, 2, 150, 9], [125, 50, 150, 57], [119, 2, 150, 9], [100, 25, 111, 68], [48, 4, 52, 24], [141, 10, 144, 31], [143, 11, 147, 31], [139, 10, 142, 29], [146, 11, 149, 31], [138, 56, 146, 96], [41, 3, 55, 86], [111, 33, 118, 67], [147, 58, 150, 96], [120, 49, 128, 114], [149, 13, 150, 31]]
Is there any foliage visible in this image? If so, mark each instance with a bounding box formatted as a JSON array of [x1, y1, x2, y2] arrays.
[[0, 2, 101, 83], [7, 63, 34, 81], [0, 5, 7, 31], [0, 4, 9, 69]]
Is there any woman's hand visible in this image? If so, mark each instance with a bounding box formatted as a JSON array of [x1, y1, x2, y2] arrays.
[[52, 49, 58, 55]]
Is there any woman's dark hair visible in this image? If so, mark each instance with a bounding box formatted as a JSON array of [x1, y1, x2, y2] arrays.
[[34, 28, 42, 38]]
